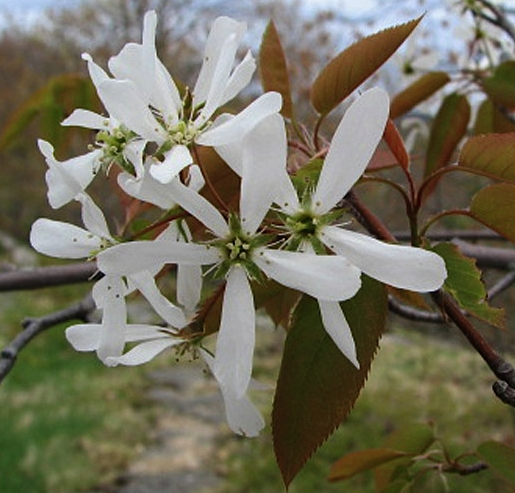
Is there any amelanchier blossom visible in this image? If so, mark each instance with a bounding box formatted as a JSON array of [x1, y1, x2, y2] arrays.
[[221, 88, 447, 367], [93, 10, 282, 184], [97, 116, 363, 399], [29, 192, 188, 362]]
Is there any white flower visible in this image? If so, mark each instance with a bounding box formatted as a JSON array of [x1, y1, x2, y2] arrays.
[[223, 88, 447, 368], [94, 10, 282, 183], [30, 193, 188, 361], [97, 124, 361, 397]]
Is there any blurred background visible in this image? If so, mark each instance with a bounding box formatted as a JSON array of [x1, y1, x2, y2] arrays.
[[1, 1, 515, 492]]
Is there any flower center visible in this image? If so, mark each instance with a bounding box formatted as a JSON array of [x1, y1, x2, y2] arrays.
[[94, 124, 136, 174], [286, 210, 320, 239], [167, 120, 201, 146]]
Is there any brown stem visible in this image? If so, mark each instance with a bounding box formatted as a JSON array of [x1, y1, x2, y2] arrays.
[[346, 189, 515, 407], [0, 262, 99, 292]]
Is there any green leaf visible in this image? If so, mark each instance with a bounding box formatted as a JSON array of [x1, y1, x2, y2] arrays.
[[424, 93, 471, 179], [477, 440, 515, 485], [483, 61, 515, 110], [432, 243, 505, 329], [328, 448, 409, 482], [375, 422, 436, 491], [459, 133, 515, 183], [310, 17, 422, 116], [259, 20, 293, 119], [390, 71, 450, 120], [272, 276, 388, 487], [470, 183, 515, 244], [473, 99, 515, 134]]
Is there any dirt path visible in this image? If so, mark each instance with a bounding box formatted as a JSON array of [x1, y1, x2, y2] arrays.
[[109, 365, 229, 493]]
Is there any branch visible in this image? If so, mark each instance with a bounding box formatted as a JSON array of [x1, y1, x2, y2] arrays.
[[0, 262, 99, 292], [0, 295, 95, 384], [388, 295, 444, 323], [346, 189, 515, 408]]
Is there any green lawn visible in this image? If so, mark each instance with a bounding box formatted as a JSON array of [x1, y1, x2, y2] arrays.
[[0, 287, 153, 493]]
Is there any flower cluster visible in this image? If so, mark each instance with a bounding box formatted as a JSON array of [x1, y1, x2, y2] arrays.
[[30, 11, 447, 436]]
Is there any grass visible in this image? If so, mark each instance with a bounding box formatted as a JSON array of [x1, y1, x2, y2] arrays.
[[214, 328, 515, 493], [0, 285, 154, 493]]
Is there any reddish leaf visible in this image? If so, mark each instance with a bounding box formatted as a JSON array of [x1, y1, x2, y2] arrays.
[[390, 71, 450, 119], [328, 448, 408, 482], [259, 20, 293, 119], [272, 276, 387, 487], [459, 133, 515, 183], [483, 61, 515, 110], [310, 17, 422, 116], [424, 93, 470, 179], [470, 183, 515, 244], [375, 422, 435, 490], [477, 440, 515, 485], [383, 118, 410, 170]]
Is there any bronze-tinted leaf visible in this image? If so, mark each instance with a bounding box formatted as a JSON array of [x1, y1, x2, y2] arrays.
[[459, 133, 515, 183], [310, 17, 422, 116], [424, 93, 470, 179], [272, 276, 387, 487], [328, 448, 408, 482], [383, 118, 410, 170], [470, 183, 515, 244], [390, 71, 450, 119], [259, 20, 293, 119]]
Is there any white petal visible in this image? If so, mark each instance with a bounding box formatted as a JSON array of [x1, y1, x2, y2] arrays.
[[200, 349, 265, 437], [220, 388, 264, 437], [105, 338, 183, 367], [318, 300, 359, 368], [149, 145, 193, 184], [30, 218, 101, 259], [117, 169, 177, 210], [97, 241, 220, 275], [130, 271, 187, 328], [195, 32, 241, 123], [254, 248, 361, 301], [123, 139, 147, 180], [61, 109, 107, 129], [82, 53, 109, 88], [219, 50, 256, 106], [239, 114, 287, 234], [168, 178, 229, 238], [76, 193, 112, 240], [313, 88, 389, 214], [40, 140, 98, 208], [178, 263, 202, 313], [214, 267, 255, 398], [65, 324, 102, 351], [193, 17, 247, 105], [322, 227, 447, 292], [96, 276, 127, 362], [97, 79, 167, 143], [197, 92, 283, 146]]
